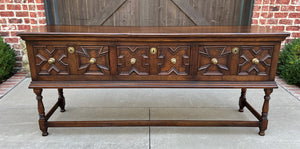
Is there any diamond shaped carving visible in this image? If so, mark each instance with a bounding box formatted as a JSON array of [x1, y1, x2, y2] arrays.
[[198, 46, 231, 75], [239, 46, 273, 75], [34, 46, 69, 75], [76, 46, 110, 75]]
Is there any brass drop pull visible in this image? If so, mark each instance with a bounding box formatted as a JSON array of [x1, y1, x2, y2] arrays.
[[68, 47, 75, 54], [211, 58, 218, 64], [48, 58, 55, 64], [232, 47, 239, 54], [130, 58, 136, 64], [89, 58, 96, 64], [252, 58, 259, 64], [171, 58, 176, 64], [150, 47, 157, 55]]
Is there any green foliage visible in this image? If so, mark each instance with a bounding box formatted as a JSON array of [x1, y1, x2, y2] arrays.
[[277, 38, 300, 86], [0, 37, 16, 83]]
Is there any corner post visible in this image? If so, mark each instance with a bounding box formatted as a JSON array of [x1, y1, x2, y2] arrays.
[[259, 88, 273, 136], [33, 88, 48, 136]]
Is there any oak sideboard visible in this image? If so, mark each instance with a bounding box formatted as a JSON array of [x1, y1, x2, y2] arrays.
[[18, 26, 289, 136]]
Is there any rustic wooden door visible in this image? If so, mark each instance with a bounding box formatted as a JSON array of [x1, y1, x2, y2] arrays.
[[45, 0, 253, 26]]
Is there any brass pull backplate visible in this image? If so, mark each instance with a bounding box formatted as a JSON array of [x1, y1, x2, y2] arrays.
[[89, 58, 96, 64], [232, 47, 239, 54], [150, 47, 157, 55], [68, 47, 75, 54], [211, 58, 218, 64], [171, 58, 176, 64], [48, 58, 55, 64], [252, 58, 259, 64], [131, 58, 136, 64]]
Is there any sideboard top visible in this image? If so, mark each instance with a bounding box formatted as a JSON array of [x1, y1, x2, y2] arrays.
[[18, 26, 289, 38]]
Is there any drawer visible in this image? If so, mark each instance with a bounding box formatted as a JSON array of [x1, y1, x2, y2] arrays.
[[33, 43, 110, 76], [196, 44, 274, 80], [117, 45, 191, 76]]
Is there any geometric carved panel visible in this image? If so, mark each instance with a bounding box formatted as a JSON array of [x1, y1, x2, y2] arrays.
[[34, 45, 69, 75], [76, 46, 110, 75], [239, 46, 273, 76], [157, 46, 190, 75], [198, 46, 231, 75], [117, 46, 150, 75]]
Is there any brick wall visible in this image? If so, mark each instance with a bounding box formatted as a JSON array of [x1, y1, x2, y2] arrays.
[[252, 0, 300, 45], [0, 0, 46, 69]]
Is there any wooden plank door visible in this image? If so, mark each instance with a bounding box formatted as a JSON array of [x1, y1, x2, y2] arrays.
[[45, 0, 253, 26]]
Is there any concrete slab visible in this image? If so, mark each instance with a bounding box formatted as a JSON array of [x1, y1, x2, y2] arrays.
[[0, 78, 300, 149]]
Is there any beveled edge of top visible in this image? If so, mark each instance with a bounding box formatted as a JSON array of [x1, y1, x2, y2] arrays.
[[17, 25, 290, 37]]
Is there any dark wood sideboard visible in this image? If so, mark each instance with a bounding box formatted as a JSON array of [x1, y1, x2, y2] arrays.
[[18, 26, 289, 136]]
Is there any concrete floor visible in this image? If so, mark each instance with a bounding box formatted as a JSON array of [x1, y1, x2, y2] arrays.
[[0, 78, 300, 149]]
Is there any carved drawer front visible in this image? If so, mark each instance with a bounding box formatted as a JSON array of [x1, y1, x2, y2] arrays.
[[198, 46, 231, 76], [239, 46, 273, 76], [75, 46, 110, 75], [117, 46, 150, 75], [34, 45, 69, 75], [157, 46, 190, 75]]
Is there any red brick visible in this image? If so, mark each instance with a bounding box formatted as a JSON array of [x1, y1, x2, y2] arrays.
[[0, 12, 14, 17], [14, 0, 24, 3], [0, 4, 5, 10], [28, 5, 35, 10], [255, 0, 262, 4], [261, 12, 273, 18], [297, 6, 300, 11], [16, 11, 28, 17], [38, 11, 45, 17], [267, 19, 278, 24], [263, 0, 270, 4], [4, 37, 19, 43], [28, 0, 34, 3], [276, 0, 290, 4], [36, 0, 44, 3], [39, 18, 46, 24], [13, 44, 22, 49], [274, 13, 288, 18], [270, 0, 276, 3], [262, 6, 269, 11], [37, 4, 44, 10], [279, 19, 293, 24], [2, 25, 17, 30], [0, 32, 9, 36], [0, 18, 6, 23], [259, 19, 266, 24], [8, 18, 22, 23], [292, 33, 300, 38], [252, 19, 258, 24], [272, 26, 285, 31], [286, 26, 300, 31], [18, 25, 31, 30], [270, 6, 279, 11], [24, 18, 30, 23], [289, 13, 300, 18], [281, 6, 295, 11], [7, 4, 21, 10], [252, 12, 260, 18], [253, 6, 261, 11], [30, 19, 37, 24], [30, 12, 36, 17], [22, 5, 28, 10], [291, 0, 299, 4], [10, 31, 17, 36], [295, 19, 300, 24]]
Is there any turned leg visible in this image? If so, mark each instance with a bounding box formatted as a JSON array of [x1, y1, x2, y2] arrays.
[[259, 88, 273, 136], [58, 88, 66, 112], [239, 88, 247, 112], [33, 88, 48, 136]]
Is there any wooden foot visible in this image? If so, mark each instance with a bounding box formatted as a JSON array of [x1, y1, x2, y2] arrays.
[[259, 88, 273, 136], [239, 88, 247, 112], [33, 88, 48, 136], [58, 88, 66, 112]]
